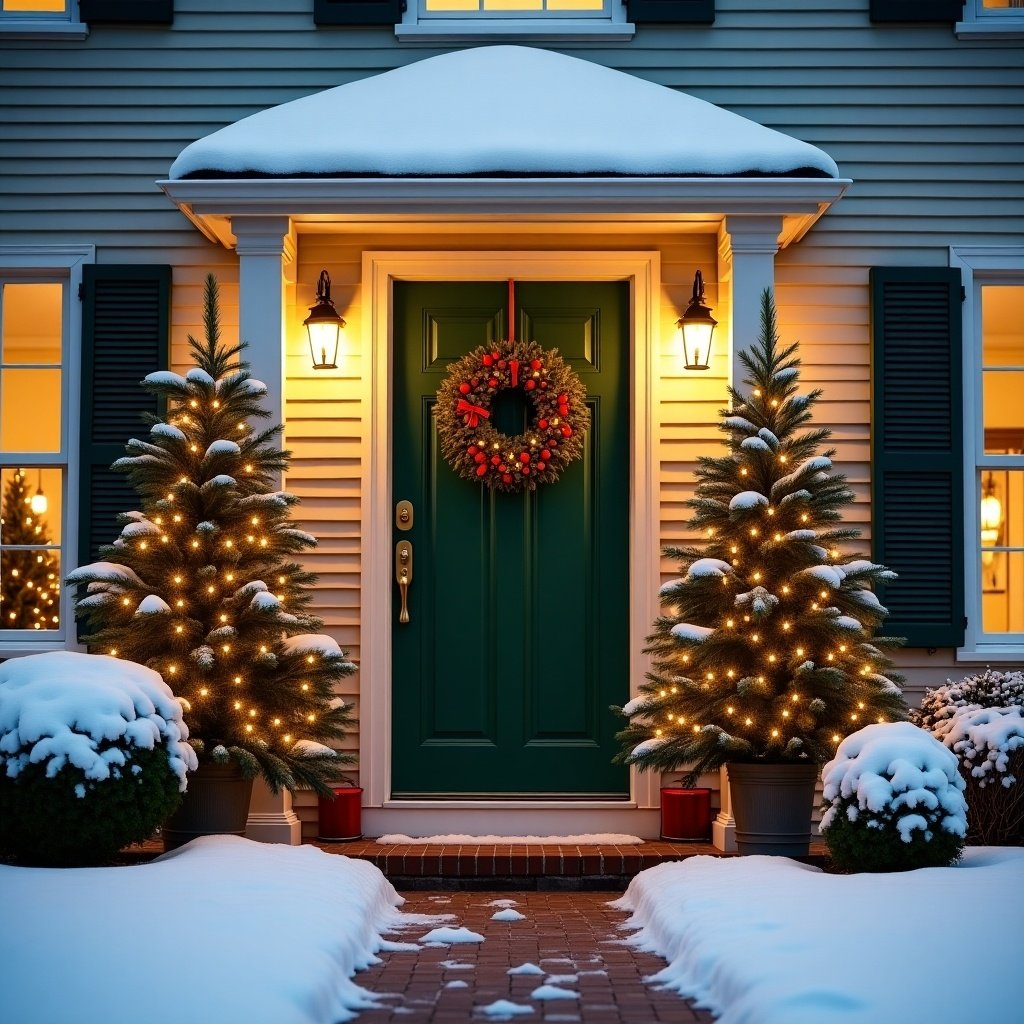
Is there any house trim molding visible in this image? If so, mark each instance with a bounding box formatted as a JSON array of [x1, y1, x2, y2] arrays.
[[359, 250, 661, 832]]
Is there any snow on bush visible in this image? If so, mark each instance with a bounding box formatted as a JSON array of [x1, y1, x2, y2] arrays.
[[912, 669, 1024, 845], [0, 652, 196, 866], [820, 722, 966, 872]]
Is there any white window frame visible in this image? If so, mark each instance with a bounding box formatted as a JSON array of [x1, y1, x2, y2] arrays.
[[0, 245, 92, 657], [951, 245, 1024, 662], [0, 1, 87, 39], [396, 0, 635, 42], [956, 0, 1024, 39]]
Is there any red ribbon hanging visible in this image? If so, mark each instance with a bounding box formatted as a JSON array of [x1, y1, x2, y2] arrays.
[[509, 358, 520, 387], [456, 398, 491, 428], [508, 278, 516, 344]]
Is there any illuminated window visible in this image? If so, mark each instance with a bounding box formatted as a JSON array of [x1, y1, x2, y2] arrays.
[[0, 281, 66, 636], [398, 0, 633, 40], [0, 0, 85, 38], [957, 0, 1024, 37]]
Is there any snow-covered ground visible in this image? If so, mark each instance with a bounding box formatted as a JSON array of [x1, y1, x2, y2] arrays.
[[0, 836, 443, 1024], [614, 848, 1024, 1024]]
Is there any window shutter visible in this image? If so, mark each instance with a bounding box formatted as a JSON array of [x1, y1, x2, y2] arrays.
[[79, 266, 170, 567], [869, 1, 964, 22], [626, 0, 714, 23], [78, 1, 174, 23], [870, 267, 964, 648], [314, 0, 405, 25]]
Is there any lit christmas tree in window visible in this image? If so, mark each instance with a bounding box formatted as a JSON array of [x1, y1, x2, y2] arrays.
[[68, 276, 355, 795], [0, 469, 60, 631], [615, 293, 908, 783]]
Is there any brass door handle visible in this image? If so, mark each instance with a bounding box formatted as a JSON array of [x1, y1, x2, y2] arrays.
[[396, 540, 413, 624]]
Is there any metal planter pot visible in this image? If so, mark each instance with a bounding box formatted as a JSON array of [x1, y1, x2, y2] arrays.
[[162, 761, 254, 852], [727, 762, 819, 857]]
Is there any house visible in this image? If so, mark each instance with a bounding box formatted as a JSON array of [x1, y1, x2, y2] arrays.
[[1, 0, 1021, 845]]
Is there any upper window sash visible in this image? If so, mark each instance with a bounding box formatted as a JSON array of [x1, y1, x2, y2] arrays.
[[397, 0, 635, 40], [0, 0, 87, 38]]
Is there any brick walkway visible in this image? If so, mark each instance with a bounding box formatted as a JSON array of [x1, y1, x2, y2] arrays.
[[355, 890, 714, 1023]]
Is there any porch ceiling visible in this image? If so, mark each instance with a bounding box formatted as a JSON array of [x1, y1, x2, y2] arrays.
[[159, 46, 850, 250]]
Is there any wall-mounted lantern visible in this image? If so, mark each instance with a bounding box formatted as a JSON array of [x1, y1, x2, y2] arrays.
[[304, 270, 345, 370], [676, 270, 718, 371]]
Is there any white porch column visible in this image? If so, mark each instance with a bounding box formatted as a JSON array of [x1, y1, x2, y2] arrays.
[[719, 215, 782, 389], [712, 765, 737, 852], [232, 214, 301, 846]]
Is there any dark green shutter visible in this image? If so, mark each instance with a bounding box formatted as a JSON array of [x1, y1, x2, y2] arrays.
[[79, 1, 173, 23], [314, 0, 405, 25], [79, 266, 170, 567], [626, 0, 714, 23], [869, 1, 963, 22], [871, 267, 964, 648]]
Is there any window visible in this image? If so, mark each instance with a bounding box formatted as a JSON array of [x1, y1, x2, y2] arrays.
[[957, 0, 1024, 37], [0, 0, 87, 38], [397, 0, 635, 40], [953, 247, 1024, 657], [0, 247, 91, 653]]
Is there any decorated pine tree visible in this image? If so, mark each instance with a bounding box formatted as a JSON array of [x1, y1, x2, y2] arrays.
[[615, 293, 908, 784], [68, 275, 355, 795], [0, 469, 60, 631]]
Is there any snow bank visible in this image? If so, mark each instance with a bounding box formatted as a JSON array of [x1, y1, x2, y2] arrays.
[[0, 652, 195, 791], [614, 848, 1024, 1024], [0, 836, 420, 1024]]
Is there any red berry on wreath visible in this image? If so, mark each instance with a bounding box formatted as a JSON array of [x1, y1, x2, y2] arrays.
[[538, 418, 549, 430], [474, 451, 486, 463], [492, 351, 500, 360], [490, 454, 501, 466], [530, 358, 542, 371], [482, 354, 493, 367], [471, 378, 480, 387], [488, 377, 498, 388], [499, 463, 507, 473], [541, 449, 551, 460], [536, 461, 546, 472], [558, 405, 569, 418], [525, 380, 536, 391], [521, 466, 530, 476], [459, 383, 471, 395], [540, 381, 548, 390], [558, 393, 568, 404], [502, 474, 513, 485], [520, 452, 531, 463], [497, 360, 507, 370], [467, 444, 478, 455], [561, 425, 572, 437], [476, 464, 488, 477]]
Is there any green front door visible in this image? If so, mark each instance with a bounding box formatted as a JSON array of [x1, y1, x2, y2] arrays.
[[391, 281, 630, 798]]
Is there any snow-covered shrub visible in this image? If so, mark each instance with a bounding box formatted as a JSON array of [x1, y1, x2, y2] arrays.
[[820, 722, 966, 872], [911, 669, 1024, 845], [0, 652, 197, 866]]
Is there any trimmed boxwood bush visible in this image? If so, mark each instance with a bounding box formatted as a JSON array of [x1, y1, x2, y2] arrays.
[[821, 722, 967, 873], [0, 651, 196, 867]]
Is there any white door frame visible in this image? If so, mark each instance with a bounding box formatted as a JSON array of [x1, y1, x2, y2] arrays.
[[359, 250, 661, 829]]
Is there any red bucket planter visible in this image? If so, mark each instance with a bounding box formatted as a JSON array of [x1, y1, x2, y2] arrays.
[[317, 785, 363, 841], [660, 787, 712, 842]]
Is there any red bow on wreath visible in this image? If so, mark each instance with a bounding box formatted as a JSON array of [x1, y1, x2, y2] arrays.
[[456, 398, 491, 428]]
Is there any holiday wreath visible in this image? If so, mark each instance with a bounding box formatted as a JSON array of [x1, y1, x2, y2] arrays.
[[435, 339, 590, 493]]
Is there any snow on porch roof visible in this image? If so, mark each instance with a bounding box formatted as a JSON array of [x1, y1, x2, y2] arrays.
[[168, 46, 839, 181]]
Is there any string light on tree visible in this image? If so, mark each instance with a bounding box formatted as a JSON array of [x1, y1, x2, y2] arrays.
[[614, 291, 908, 784], [66, 274, 357, 797]]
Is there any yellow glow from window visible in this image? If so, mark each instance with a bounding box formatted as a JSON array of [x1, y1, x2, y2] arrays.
[[2, 1, 67, 14]]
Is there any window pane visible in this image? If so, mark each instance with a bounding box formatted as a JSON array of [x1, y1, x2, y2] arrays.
[[979, 469, 1024, 634], [0, 467, 62, 545], [0, 368, 62, 451], [2, 282, 62, 365], [0, 549, 61, 631], [2, 1, 66, 10]]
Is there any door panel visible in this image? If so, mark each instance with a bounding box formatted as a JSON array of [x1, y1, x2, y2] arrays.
[[391, 281, 630, 797]]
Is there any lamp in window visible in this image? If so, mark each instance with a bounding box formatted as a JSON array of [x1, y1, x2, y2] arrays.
[[676, 270, 717, 371], [980, 472, 1002, 566], [30, 470, 47, 516], [303, 270, 344, 371]]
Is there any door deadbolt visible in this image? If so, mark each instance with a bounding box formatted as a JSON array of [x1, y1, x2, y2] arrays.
[[395, 500, 414, 531]]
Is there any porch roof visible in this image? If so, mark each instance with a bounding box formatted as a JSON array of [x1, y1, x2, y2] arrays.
[[168, 46, 839, 181]]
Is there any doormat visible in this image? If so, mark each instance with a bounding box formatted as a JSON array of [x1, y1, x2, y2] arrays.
[[376, 833, 644, 845]]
